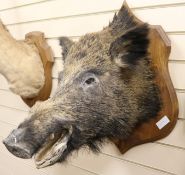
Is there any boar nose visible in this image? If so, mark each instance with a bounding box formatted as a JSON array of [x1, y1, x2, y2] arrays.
[[3, 128, 34, 159]]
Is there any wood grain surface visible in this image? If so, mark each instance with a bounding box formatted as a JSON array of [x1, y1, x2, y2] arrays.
[[22, 32, 54, 107], [112, 2, 179, 154]]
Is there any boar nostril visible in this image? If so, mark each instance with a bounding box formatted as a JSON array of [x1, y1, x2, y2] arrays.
[[3, 139, 33, 159], [3, 128, 34, 159]]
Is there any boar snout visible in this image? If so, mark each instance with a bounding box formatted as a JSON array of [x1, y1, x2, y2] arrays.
[[3, 128, 35, 159]]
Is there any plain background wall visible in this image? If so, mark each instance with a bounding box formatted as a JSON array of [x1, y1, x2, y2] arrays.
[[0, 0, 185, 174]]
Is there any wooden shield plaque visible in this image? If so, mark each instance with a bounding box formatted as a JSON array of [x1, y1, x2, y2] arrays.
[[22, 32, 54, 107], [112, 2, 179, 154]]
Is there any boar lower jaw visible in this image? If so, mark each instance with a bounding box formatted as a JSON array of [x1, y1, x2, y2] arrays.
[[34, 128, 72, 169]]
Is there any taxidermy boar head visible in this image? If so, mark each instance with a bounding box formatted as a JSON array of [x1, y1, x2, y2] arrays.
[[3, 3, 161, 168]]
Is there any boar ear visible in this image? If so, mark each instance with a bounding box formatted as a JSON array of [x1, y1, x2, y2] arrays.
[[59, 37, 74, 60], [109, 2, 137, 34], [109, 24, 149, 68]]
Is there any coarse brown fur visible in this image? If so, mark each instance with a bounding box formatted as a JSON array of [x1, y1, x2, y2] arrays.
[[4, 4, 161, 166]]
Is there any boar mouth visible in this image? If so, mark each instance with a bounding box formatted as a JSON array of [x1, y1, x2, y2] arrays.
[[34, 127, 72, 169]]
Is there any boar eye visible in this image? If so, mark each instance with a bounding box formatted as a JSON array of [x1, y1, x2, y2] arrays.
[[82, 74, 99, 88], [85, 77, 95, 85]]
